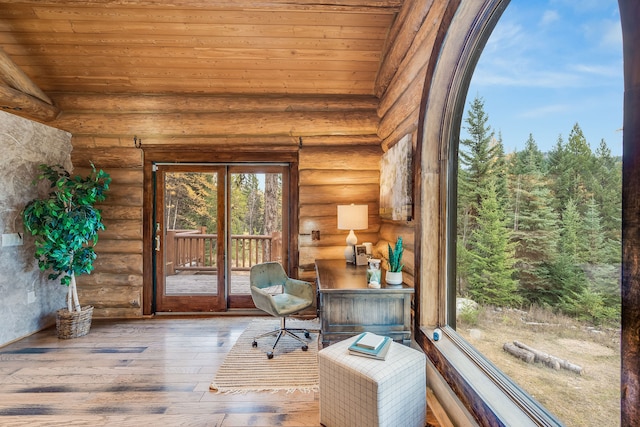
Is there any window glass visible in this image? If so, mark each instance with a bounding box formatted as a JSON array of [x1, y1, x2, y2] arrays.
[[454, 2, 622, 426]]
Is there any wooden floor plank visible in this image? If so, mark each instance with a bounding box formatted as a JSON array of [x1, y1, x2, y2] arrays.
[[0, 316, 439, 426], [0, 415, 226, 427], [0, 317, 320, 426]]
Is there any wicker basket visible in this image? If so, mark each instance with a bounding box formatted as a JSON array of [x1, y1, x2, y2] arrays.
[[56, 306, 94, 339]]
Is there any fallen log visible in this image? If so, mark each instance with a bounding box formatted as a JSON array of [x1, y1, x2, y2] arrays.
[[523, 322, 560, 327], [513, 341, 583, 375], [513, 341, 560, 370], [503, 342, 535, 364], [557, 359, 585, 375]]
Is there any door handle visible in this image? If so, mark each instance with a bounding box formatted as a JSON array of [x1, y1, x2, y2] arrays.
[[155, 235, 161, 251]]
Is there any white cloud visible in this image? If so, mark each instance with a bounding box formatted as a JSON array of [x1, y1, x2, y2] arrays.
[[483, 21, 526, 54], [580, 16, 622, 50], [518, 104, 571, 119], [469, 1, 622, 91], [472, 65, 588, 89], [570, 63, 620, 78], [599, 19, 622, 48], [540, 10, 560, 26], [550, 0, 608, 14]]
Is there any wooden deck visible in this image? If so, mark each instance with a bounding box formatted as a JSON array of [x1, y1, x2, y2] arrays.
[[0, 317, 441, 426]]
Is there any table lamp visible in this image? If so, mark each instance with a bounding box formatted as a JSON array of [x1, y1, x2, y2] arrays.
[[337, 204, 368, 264]]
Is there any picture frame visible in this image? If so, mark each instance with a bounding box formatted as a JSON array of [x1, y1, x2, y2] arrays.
[[355, 244, 369, 266]]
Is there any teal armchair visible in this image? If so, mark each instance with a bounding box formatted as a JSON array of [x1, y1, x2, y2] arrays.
[[250, 262, 315, 359]]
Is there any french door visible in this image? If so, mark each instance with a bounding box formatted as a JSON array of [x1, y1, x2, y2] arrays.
[[153, 163, 288, 312]]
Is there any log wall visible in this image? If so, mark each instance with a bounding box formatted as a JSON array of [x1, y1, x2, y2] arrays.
[[49, 95, 381, 317], [40, 0, 447, 318], [297, 143, 382, 281], [71, 144, 144, 318], [371, 0, 450, 294]]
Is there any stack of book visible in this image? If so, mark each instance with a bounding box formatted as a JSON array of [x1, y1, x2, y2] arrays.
[[348, 332, 392, 360]]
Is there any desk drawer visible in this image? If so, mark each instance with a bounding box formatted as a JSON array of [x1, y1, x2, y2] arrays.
[[319, 292, 411, 344]]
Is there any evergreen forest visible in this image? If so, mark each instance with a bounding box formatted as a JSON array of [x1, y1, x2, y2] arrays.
[[164, 171, 282, 237], [456, 96, 621, 325]]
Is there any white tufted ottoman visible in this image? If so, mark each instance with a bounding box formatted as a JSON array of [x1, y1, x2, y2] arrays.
[[318, 334, 426, 427]]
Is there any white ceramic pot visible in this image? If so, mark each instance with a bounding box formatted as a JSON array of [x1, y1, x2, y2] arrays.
[[385, 270, 403, 285]]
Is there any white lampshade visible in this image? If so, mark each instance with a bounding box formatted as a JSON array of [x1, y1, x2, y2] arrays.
[[337, 204, 368, 231], [337, 204, 368, 263]]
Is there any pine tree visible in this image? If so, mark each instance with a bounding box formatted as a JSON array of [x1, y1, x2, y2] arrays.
[[459, 95, 499, 225], [510, 161, 559, 305], [547, 135, 568, 213], [592, 139, 622, 253], [578, 196, 620, 323], [466, 180, 520, 307], [243, 174, 264, 235], [492, 133, 510, 208], [512, 133, 545, 176], [560, 123, 594, 212], [456, 96, 621, 320], [581, 197, 605, 264], [264, 173, 282, 261], [456, 239, 473, 297], [165, 172, 218, 231], [547, 199, 586, 307], [230, 173, 265, 235], [457, 95, 503, 299], [558, 198, 581, 261], [264, 173, 281, 235]]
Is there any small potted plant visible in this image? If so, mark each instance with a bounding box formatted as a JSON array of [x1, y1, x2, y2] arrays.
[[385, 236, 404, 285], [22, 163, 111, 339]]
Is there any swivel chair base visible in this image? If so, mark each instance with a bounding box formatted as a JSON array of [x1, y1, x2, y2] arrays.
[[252, 317, 312, 359]]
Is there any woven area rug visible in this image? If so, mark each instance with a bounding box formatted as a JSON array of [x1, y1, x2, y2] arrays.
[[210, 318, 320, 394]]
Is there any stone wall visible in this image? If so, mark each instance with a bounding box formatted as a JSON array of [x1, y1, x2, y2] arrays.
[[0, 111, 73, 347]]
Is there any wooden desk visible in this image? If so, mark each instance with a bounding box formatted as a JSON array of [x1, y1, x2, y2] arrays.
[[315, 259, 413, 345]]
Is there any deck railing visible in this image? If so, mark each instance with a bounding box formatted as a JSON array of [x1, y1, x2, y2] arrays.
[[164, 228, 281, 275]]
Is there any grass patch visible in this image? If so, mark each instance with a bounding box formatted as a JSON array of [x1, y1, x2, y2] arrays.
[[456, 304, 620, 427]]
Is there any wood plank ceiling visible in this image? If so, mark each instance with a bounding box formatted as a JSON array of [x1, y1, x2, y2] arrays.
[[0, 0, 403, 105]]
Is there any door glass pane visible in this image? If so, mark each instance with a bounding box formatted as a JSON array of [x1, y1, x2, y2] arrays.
[[164, 171, 219, 295], [229, 172, 283, 296]]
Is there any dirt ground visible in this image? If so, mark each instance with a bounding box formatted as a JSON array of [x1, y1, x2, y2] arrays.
[[456, 306, 620, 427]]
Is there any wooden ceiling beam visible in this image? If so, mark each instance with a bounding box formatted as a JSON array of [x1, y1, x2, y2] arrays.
[[52, 110, 379, 136], [0, 47, 53, 105], [375, 0, 433, 97], [0, 0, 403, 12], [51, 93, 379, 113], [0, 84, 60, 122]]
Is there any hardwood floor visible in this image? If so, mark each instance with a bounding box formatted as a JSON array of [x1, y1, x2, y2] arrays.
[[0, 317, 319, 426], [0, 316, 440, 427]]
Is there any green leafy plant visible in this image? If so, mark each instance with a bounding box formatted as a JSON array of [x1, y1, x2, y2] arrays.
[[22, 164, 111, 313], [387, 236, 404, 272]]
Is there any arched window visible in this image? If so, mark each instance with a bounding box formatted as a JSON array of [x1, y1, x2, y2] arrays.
[[417, 1, 621, 425]]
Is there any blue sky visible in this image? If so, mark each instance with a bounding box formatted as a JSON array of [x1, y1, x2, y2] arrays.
[[463, 0, 623, 156]]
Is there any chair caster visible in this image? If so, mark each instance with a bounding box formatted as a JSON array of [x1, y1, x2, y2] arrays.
[[304, 331, 310, 338], [267, 352, 274, 359], [302, 345, 308, 351], [252, 341, 257, 348]]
